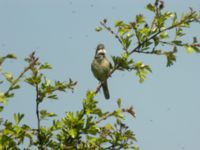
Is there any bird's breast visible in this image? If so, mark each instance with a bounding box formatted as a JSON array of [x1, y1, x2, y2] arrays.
[[91, 58, 110, 81]]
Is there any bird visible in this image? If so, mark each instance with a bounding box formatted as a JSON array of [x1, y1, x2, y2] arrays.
[[91, 43, 112, 99]]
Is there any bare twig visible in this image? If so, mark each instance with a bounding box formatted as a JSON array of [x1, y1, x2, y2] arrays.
[[36, 84, 40, 134], [122, 106, 136, 118], [100, 21, 128, 53]]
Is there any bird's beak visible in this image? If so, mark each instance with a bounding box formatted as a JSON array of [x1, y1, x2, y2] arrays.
[[97, 49, 106, 55]]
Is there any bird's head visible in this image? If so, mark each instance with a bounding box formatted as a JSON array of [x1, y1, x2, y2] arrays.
[[95, 43, 106, 58]]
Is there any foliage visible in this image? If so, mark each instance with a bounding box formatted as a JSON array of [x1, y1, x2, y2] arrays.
[[97, 0, 200, 83], [1, 0, 200, 149]]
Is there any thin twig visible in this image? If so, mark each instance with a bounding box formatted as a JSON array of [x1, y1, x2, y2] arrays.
[[129, 17, 196, 55], [95, 111, 115, 124], [95, 11, 199, 96], [100, 21, 122, 46], [100, 21, 128, 53], [5, 58, 38, 96], [95, 106, 135, 124], [36, 84, 40, 134]]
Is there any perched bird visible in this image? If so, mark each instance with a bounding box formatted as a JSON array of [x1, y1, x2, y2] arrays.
[[91, 43, 112, 99]]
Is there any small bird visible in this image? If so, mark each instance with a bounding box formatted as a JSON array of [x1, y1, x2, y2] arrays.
[[91, 43, 112, 99]]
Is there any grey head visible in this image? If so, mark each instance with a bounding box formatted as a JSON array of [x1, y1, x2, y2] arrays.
[[95, 43, 106, 58]]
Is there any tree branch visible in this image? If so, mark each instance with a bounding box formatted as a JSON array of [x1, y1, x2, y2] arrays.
[[95, 106, 136, 124], [5, 57, 38, 96], [100, 21, 128, 53], [36, 84, 40, 134]]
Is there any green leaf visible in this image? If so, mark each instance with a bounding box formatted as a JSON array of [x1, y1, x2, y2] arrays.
[[172, 13, 177, 25], [134, 62, 152, 83], [68, 128, 78, 138], [118, 26, 131, 36], [114, 109, 124, 119], [112, 55, 134, 71], [105, 123, 113, 130], [10, 85, 20, 90], [25, 74, 42, 86], [136, 14, 145, 24], [185, 45, 194, 54], [139, 26, 150, 37], [121, 35, 132, 49], [153, 37, 160, 47], [117, 98, 122, 108], [95, 26, 102, 32], [160, 31, 168, 39], [3, 72, 13, 82], [176, 28, 185, 38], [87, 126, 99, 135], [47, 94, 58, 100], [39, 62, 52, 70], [163, 11, 175, 19], [172, 40, 183, 46], [6, 54, 17, 59], [164, 51, 176, 67], [40, 110, 57, 120], [0, 93, 7, 104], [115, 20, 124, 27], [146, 3, 156, 12], [14, 113, 24, 125], [193, 45, 200, 53]]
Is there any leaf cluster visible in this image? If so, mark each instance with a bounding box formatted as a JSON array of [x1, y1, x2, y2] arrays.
[[97, 0, 200, 83], [0, 53, 137, 149]]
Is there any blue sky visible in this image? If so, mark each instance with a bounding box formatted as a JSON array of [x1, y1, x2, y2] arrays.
[[0, 0, 200, 149]]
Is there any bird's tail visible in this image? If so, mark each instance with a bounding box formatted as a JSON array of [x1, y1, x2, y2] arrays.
[[102, 80, 110, 100]]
